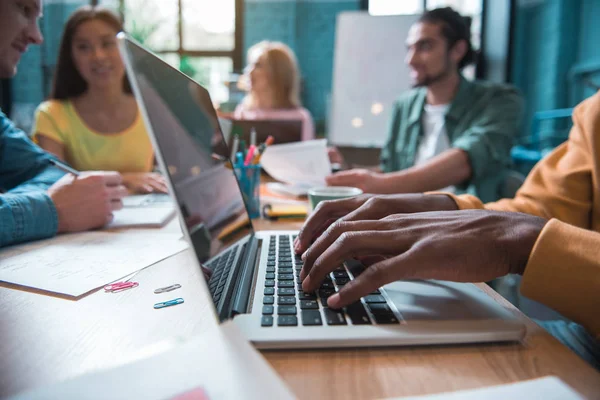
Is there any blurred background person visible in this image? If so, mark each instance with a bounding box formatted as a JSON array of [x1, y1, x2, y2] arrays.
[[327, 8, 522, 202], [234, 41, 315, 141], [32, 6, 166, 194]]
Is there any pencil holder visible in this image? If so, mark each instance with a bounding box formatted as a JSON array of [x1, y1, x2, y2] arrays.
[[235, 164, 261, 219]]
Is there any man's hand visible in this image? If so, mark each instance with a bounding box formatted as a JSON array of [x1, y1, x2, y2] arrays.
[[294, 193, 458, 254], [122, 172, 168, 194], [48, 172, 128, 233], [326, 169, 386, 193], [299, 210, 547, 309]]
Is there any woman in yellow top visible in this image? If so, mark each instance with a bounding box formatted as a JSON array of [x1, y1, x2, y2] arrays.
[[33, 6, 166, 194]]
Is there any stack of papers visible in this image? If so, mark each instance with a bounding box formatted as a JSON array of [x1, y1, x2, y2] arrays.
[[0, 231, 187, 297], [260, 139, 332, 196]]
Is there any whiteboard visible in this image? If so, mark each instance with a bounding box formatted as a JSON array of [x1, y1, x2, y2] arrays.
[[329, 12, 420, 147]]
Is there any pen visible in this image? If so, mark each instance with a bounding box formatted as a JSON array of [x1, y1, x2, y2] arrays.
[[230, 135, 239, 162], [250, 127, 257, 147], [235, 152, 244, 168], [244, 145, 256, 166], [48, 158, 80, 177], [257, 135, 274, 154], [253, 135, 274, 165]]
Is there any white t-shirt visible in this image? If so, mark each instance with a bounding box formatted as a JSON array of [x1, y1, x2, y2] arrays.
[[414, 103, 455, 192]]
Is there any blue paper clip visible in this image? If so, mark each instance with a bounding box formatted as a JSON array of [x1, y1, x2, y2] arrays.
[[153, 298, 184, 309]]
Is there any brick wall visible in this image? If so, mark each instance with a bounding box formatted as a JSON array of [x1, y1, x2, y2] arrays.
[[244, 0, 360, 131]]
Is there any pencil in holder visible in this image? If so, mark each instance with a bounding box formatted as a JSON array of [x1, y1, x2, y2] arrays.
[[235, 164, 261, 218]]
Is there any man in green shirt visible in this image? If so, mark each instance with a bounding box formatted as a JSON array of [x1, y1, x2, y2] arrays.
[[328, 8, 523, 202]]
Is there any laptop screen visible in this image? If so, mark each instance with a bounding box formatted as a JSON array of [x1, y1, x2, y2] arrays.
[[119, 37, 254, 267]]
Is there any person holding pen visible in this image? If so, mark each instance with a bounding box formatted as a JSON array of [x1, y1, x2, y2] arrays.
[[31, 6, 166, 194], [0, 0, 127, 248]]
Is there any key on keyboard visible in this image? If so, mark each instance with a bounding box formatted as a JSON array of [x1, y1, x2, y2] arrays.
[[259, 238, 400, 327]]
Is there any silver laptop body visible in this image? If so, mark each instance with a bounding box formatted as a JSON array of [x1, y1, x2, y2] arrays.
[[117, 33, 525, 349]]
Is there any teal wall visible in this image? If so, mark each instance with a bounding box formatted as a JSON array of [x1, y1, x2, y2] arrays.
[[574, 0, 600, 101], [511, 0, 600, 141], [244, 0, 360, 130]]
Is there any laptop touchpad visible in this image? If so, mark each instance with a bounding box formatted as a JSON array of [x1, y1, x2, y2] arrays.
[[384, 280, 499, 321]]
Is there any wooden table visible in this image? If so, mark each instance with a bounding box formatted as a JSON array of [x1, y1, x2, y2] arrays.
[[1, 217, 599, 399]]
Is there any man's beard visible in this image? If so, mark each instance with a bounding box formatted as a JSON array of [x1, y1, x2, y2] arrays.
[[411, 59, 452, 88]]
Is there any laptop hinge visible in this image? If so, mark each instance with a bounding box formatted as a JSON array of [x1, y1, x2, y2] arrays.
[[231, 234, 260, 317]]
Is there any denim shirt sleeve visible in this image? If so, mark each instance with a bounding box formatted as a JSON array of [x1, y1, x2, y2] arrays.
[[0, 192, 59, 247], [0, 111, 65, 248]]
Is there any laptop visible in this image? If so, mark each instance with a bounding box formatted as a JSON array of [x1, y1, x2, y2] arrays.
[[227, 119, 303, 146], [118, 34, 526, 349]]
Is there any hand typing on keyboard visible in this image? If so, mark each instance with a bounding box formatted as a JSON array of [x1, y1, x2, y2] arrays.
[[297, 210, 546, 310], [293, 193, 458, 254]]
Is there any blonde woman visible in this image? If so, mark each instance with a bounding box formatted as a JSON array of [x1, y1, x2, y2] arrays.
[[234, 41, 315, 141]]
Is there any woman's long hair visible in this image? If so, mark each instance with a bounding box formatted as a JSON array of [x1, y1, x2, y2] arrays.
[[50, 6, 131, 100], [242, 41, 301, 109]]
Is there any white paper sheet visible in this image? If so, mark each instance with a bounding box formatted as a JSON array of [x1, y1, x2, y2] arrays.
[[391, 376, 583, 400], [0, 231, 188, 297], [260, 139, 331, 191], [121, 194, 173, 207], [106, 206, 177, 229], [10, 322, 296, 400]]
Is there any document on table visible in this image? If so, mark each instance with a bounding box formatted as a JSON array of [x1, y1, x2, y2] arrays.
[[0, 231, 188, 297], [107, 194, 177, 229], [390, 376, 583, 400], [10, 321, 296, 400], [261, 139, 332, 195], [106, 206, 177, 229]]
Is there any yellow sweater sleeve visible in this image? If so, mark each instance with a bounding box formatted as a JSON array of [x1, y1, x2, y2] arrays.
[[446, 190, 600, 338], [433, 97, 600, 338], [523, 219, 600, 339]]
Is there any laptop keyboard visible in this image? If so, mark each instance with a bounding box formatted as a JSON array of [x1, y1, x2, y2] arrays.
[[260, 234, 401, 327], [206, 244, 244, 305]]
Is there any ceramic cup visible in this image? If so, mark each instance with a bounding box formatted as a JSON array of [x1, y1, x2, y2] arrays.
[[308, 186, 364, 211]]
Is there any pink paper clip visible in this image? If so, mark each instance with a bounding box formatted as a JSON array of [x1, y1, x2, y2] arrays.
[[104, 281, 139, 293]]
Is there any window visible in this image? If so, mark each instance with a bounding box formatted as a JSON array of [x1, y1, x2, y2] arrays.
[[368, 0, 424, 16], [111, 0, 243, 106], [366, 0, 483, 79]]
